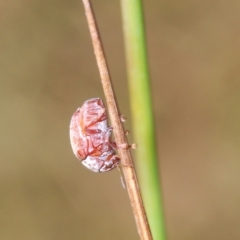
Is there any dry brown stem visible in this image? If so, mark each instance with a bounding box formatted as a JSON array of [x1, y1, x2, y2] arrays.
[[81, 0, 152, 239]]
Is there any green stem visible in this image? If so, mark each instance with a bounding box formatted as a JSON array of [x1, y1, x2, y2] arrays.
[[120, 0, 166, 239]]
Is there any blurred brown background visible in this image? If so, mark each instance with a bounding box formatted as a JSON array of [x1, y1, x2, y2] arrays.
[[1, 0, 240, 239]]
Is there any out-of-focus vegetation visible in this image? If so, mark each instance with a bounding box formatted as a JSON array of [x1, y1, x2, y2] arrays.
[[1, 1, 240, 239]]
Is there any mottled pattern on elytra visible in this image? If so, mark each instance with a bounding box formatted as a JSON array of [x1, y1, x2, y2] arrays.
[[69, 98, 120, 172]]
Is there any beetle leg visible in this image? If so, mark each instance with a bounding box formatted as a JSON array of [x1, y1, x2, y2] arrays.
[[87, 142, 103, 157], [116, 143, 137, 149], [99, 154, 120, 172], [119, 114, 127, 122], [124, 130, 130, 135], [106, 127, 129, 136], [108, 141, 117, 149], [84, 128, 102, 135]]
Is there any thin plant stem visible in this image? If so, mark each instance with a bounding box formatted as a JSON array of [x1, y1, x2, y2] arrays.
[[81, 0, 152, 239], [120, 0, 167, 239]]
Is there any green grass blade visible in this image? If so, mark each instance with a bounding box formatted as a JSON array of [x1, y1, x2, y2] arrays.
[[120, 0, 167, 239]]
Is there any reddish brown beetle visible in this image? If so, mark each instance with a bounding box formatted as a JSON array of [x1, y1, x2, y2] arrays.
[[69, 98, 120, 172]]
